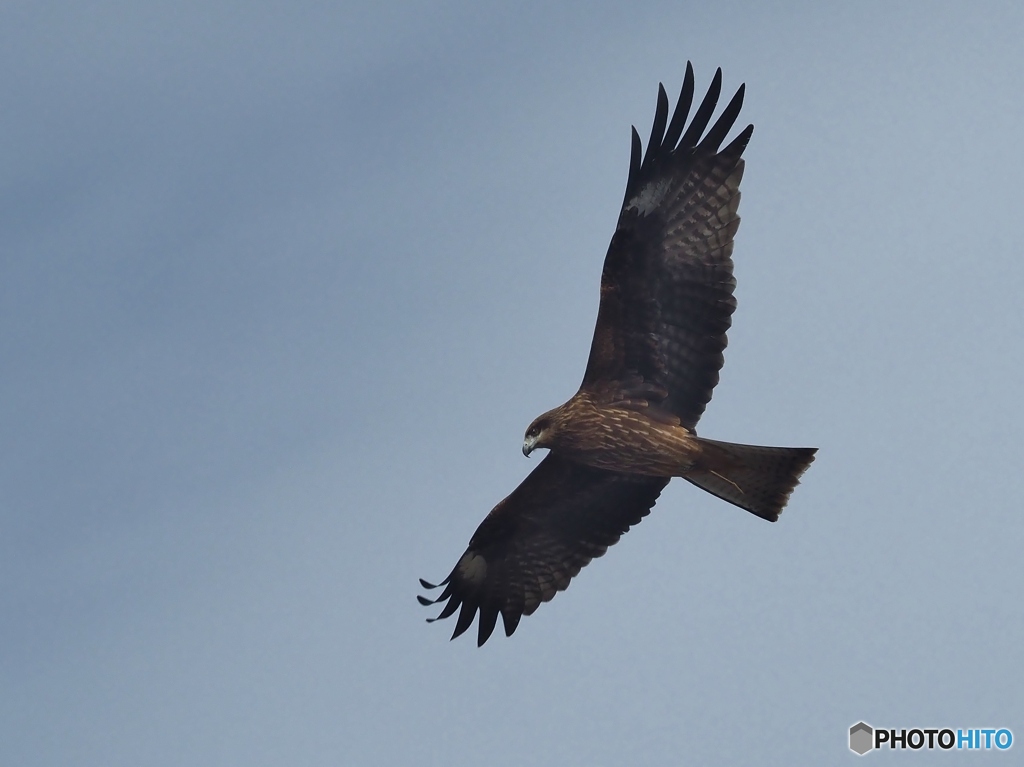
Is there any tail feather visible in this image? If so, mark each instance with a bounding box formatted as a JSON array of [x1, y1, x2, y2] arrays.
[[686, 437, 817, 522]]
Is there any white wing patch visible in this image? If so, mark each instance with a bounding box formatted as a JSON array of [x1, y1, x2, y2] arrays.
[[626, 178, 672, 216], [456, 552, 487, 585]]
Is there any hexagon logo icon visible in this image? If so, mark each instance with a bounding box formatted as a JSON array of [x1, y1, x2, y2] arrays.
[[850, 722, 874, 755]]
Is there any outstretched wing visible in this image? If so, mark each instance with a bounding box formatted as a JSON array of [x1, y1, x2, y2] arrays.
[[419, 454, 668, 646], [582, 63, 753, 430]]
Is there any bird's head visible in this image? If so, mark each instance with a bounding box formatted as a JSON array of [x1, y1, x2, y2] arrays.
[[522, 412, 556, 457]]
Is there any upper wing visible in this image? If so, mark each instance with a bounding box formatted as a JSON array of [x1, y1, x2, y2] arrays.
[[582, 63, 753, 430], [419, 454, 669, 646]]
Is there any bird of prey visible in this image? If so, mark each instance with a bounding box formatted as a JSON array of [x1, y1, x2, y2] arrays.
[[420, 64, 816, 646]]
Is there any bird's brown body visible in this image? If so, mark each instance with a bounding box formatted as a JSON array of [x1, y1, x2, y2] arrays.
[[528, 391, 703, 477], [421, 64, 817, 646], [526, 389, 814, 521]]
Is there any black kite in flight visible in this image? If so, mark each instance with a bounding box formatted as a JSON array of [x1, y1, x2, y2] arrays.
[[420, 64, 816, 645]]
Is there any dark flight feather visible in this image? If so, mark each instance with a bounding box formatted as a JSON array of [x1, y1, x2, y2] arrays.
[[662, 63, 695, 152]]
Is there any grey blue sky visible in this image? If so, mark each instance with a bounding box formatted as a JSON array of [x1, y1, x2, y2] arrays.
[[3, 2, 1023, 764]]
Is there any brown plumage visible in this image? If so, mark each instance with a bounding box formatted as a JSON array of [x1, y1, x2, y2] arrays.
[[421, 64, 816, 646]]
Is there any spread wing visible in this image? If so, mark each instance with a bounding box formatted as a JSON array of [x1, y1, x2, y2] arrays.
[[582, 63, 753, 430], [419, 454, 668, 646]]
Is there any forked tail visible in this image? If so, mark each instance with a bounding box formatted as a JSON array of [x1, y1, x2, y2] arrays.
[[686, 437, 817, 521]]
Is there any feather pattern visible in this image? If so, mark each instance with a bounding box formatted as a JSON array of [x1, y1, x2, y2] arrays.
[[584, 62, 752, 429], [420, 454, 667, 646]]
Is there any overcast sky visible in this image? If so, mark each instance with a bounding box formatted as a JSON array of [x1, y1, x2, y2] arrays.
[[3, 2, 1023, 765]]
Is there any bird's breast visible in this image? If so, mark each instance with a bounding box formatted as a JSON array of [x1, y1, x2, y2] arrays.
[[550, 401, 700, 477]]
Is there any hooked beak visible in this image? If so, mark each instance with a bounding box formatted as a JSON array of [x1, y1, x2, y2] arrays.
[[522, 434, 538, 457]]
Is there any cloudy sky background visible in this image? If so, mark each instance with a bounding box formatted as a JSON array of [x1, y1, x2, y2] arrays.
[[3, 2, 1023, 764]]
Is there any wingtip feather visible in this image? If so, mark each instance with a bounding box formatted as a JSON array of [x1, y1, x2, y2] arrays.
[[644, 84, 669, 166], [502, 609, 521, 637], [622, 126, 644, 206], [664, 67, 696, 151], [451, 601, 477, 640], [419, 576, 450, 590], [477, 605, 500, 646]]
